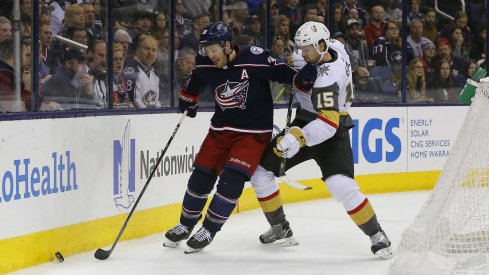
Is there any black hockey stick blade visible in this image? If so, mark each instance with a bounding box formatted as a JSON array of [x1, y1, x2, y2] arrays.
[[94, 248, 111, 260], [94, 111, 187, 261]]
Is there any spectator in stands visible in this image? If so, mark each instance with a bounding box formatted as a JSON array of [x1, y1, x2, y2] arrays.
[[303, 4, 322, 23], [122, 35, 161, 108], [434, 37, 468, 81], [20, 0, 32, 16], [470, 26, 486, 62], [39, 23, 54, 86], [441, 12, 472, 45], [229, 1, 250, 38], [244, 15, 265, 47], [420, 39, 436, 84], [345, 19, 369, 69], [43, 49, 95, 110], [175, 0, 193, 36], [429, 59, 463, 102], [407, 58, 433, 102], [341, 0, 368, 27], [407, 0, 423, 24], [0, 39, 33, 112], [353, 66, 383, 102], [380, 0, 402, 24], [129, 9, 153, 42], [66, 27, 89, 47], [62, 4, 85, 33], [331, 3, 346, 34], [0, 17, 12, 43], [40, 4, 53, 26], [271, 36, 287, 63], [449, 27, 470, 60], [269, 35, 292, 104], [274, 15, 293, 54], [372, 20, 412, 74], [21, 13, 31, 40], [407, 18, 431, 59], [315, 0, 327, 21], [113, 43, 133, 108], [364, 5, 386, 48], [93, 0, 103, 23], [279, 0, 302, 35], [180, 14, 211, 52], [466, 60, 479, 79], [87, 40, 107, 108], [382, 65, 402, 100], [114, 29, 132, 58], [154, 12, 168, 33], [347, 8, 365, 29], [81, 2, 102, 42], [176, 47, 197, 89], [422, 8, 437, 43]]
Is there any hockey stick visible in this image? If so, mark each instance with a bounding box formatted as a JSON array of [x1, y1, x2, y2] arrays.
[[278, 87, 312, 191], [94, 111, 188, 260]]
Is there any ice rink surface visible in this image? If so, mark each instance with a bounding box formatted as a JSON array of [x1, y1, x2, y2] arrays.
[[11, 190, 430, 275]]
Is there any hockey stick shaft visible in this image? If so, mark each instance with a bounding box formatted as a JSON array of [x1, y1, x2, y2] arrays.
[[277, 87, 312, 191], [278, 87, 295, 177], [94, 111, 187, 260]]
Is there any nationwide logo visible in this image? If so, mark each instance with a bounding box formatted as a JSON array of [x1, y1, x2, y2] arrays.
[[113, 120, 136, 209], [214, 80, 249, 110]]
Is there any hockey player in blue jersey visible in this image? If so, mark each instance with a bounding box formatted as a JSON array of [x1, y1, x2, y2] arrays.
[[163, 21, 316, 253], [250, 21, 393, 259]]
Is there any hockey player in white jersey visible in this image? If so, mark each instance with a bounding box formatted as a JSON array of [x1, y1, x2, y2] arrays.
[[250, 21, 393, 259]]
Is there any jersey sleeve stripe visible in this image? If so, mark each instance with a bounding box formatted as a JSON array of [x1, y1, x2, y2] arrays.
[[318, 114, 339, 129]]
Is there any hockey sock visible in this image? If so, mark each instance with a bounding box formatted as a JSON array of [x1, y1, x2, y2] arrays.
[[202, 169, 246, 233], [180, 188, 209, 227], [346, 197, 381, 236], [325, 174, 381, 236], [258, 190, 287, 226], [202, 192, 237, 233], [180, 169, 217, 226]]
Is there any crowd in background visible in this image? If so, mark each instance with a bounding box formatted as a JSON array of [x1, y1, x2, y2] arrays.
[[0, 0, 487, 112]]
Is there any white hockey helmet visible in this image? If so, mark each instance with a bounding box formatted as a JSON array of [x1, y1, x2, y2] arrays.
[[294, 21, 330, 54]]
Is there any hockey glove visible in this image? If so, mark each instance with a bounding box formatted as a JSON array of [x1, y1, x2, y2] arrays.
[[179, 88, 199, 118], [294, 63, 317, 92], [274, 127, 307, 158]]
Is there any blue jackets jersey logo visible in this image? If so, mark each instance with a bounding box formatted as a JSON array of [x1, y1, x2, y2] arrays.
[[215, 80, 249, 110]]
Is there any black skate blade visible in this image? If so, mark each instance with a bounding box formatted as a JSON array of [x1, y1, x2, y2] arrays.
[[273, 236, 299, 247], [163, 239, 180, 248], [184, 247, 204, 254], [375, 247, 393, 260]]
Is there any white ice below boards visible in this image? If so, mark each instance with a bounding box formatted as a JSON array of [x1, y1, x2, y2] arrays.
[[11, 191, 430, 275]]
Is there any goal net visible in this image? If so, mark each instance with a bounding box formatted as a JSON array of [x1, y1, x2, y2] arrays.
[[389, 78, 489, 275]]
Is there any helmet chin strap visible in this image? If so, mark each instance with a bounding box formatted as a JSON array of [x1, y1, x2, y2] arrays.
[[223, 44, 234, 70], [313, 44, 329, 65]]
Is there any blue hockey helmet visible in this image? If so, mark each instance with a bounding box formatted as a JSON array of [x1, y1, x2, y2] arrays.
[[199, 21, 233, 51]]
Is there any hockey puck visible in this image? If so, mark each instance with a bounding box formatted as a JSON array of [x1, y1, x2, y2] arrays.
[[55, 251, 64, 262]]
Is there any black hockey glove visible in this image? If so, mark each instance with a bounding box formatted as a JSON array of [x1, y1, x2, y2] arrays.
[[179, 88, 199, 118], [294, 63, 317, 92]]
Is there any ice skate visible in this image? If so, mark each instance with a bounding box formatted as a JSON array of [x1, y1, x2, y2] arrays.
[[184, 227, 216, 254], [259, 221, 299, 247], [370, 230, 393, 259], [163, 223, 194, 248]]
